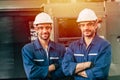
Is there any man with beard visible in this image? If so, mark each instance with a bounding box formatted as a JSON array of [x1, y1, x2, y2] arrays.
[[22, 12, 66, 80], [62, 8, 111, 80]]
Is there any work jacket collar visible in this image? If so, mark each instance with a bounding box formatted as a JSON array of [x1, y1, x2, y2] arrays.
[[33, 38, 55, 50], [79, 34, 99, 45]]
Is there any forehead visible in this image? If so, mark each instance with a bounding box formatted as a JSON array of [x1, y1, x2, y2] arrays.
[[36, 23, 52, 26], [79, 21, 96, 24]]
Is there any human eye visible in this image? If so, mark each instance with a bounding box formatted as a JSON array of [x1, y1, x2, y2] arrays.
[[79, 24, 85, 27], [87, 22, 94, 26], [38, 27, 43, 30], [46, 26, 51, 30]]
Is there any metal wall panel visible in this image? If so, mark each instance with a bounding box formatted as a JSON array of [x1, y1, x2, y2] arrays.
[[106, 2, 120, 78]]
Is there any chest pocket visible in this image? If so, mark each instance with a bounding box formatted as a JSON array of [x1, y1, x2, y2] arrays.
[[49, 56, 59, 64], [74, 53, 85, 62], [88, 53, 98, 61], [33, 58, 47, 66], [33, 59, 45, 65], [33, 50, 47, 66]]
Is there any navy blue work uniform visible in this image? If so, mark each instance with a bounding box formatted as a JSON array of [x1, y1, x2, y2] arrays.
[[22, 39, 66, 80], [62, 35, 111, 80]]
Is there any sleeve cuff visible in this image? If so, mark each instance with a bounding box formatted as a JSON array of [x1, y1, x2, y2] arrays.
[[54, 63, 59, 69], [86, 69, 94, 80]]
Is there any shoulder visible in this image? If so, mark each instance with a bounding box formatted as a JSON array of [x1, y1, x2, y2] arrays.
[[97, 36, 111, 46], [50, 41, 66, 50], [69, 39, 81, 47], [22, 41, 34, 52], [23, 42, 33, 48], [94, 36, 111, 51]]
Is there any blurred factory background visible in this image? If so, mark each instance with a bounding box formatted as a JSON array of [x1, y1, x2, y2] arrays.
[[0, 0, 120, 80]]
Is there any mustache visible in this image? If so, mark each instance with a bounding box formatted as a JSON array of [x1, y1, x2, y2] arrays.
[[83, 29, 91, 32], [42, 32, 50, 35]]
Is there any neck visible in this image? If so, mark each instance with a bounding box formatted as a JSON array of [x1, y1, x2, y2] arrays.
[[39, 37, 49, 49], [84, 34, 95, 48]]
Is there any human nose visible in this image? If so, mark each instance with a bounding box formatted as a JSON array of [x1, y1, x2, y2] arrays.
[[42, 28, 48, 32], [84, 24, 89, 29]]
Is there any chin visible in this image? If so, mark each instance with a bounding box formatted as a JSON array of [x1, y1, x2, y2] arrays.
[[84, 34, 92, 37], [43, 38, 48, 40]]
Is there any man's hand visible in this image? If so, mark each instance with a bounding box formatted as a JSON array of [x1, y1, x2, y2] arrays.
[[49, 64, 56, 72], [84, 62, 92, 68], [77, 71, 88, 78], [75, 62, 92, 73]]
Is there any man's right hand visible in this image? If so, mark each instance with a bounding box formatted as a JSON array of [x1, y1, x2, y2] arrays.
[[75, 61, 92, 73], [84, 62, 92, 69]]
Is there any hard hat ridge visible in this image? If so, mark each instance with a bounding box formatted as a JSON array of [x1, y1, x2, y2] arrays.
[[77, 8, 98, 22], [33, 12, 53, 25]]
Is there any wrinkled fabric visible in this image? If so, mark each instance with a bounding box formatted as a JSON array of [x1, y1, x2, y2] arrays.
[[22, 39, 66, 80], [62, 35, 111, 80]]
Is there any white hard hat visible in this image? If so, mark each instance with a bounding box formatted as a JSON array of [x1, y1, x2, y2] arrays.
[[33, 12, 53, 25], [77, 8, 98, 22]]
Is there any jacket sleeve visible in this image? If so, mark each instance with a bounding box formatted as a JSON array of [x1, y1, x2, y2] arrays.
[[86, 44, 111, 80], [21, 45, 48, 79], [62, 47, 77, 76]]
